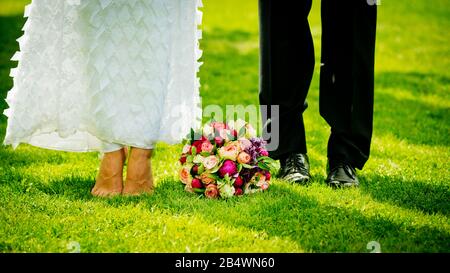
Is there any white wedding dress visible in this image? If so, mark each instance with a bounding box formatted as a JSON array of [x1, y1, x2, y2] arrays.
[[3, 0, 203, 152]]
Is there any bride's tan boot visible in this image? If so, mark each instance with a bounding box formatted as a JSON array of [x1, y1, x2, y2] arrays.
[[123, 147, 154, 196], [91, 148, 126, 197]]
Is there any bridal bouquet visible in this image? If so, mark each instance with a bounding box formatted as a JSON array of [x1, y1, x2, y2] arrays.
[[179, 120, 276, 199]]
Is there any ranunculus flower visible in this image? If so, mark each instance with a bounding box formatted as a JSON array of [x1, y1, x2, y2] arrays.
[[182, 144, 191, 154], [237, 152, 251, 164], [219, 184, 236, 199], [191, 178, 203, 189], [201, 141, 214, 153], [203, 155, 219, 170], [179, 155, 187, 164], [180, 166, 193, 185], [205, 184, 219, 199], [260, 149, 269, 157], [219, 160, 237, 178], [234, 176, 244, 188], [218, 143, 239, 161], [200, 172, 216, 184], [234, 187, 243, 196]]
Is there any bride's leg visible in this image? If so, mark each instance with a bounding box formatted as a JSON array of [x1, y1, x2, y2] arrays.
[[123, 147, 154, 196], [91, 143, 126, 197]]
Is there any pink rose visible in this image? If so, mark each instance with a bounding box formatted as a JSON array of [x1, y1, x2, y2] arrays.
[[180, 166, 192, 185], [203, 155, 219, 170], [219, 160, 237, 178], [205, 184, 219, 199], [211, 122, 227, 131], [237, 152, 251, 164], [201, 141, 214, 153], [218, 143, 239, 161]]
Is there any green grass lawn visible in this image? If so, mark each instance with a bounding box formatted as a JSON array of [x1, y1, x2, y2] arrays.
[[0, 0, 449, 253]]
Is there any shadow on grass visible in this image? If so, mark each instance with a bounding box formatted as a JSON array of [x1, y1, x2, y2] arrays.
[[151, 179, 450, 252], [360, 175, 450, 216], [374, 72, 450, 147], [7, 168, 450, 252]]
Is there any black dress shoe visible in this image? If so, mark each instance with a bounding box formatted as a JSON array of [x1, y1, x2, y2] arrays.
[[326, 161, 359, 188], [279, 153, 310, 184]]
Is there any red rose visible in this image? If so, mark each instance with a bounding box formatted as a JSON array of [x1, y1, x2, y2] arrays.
[[179, 155, 187, 164], [234, 176, 244, 188], [192, 178, 203, 189], [260, 149, 269, 157], [192, 140, 203, 153], [234, 187, 243, 196], [191, 165, 199, 175]]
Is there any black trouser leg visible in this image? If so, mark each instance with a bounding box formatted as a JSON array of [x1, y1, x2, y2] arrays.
[[320, 0, 377, 169], [259, 0, 315, 160]]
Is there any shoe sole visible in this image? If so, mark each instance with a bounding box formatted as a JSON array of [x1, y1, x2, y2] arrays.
[[282, 173, 311, 185], [327, 180, 359, 188]]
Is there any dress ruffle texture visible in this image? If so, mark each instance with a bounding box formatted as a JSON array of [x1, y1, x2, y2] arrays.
[[3, 0, 203, 152]]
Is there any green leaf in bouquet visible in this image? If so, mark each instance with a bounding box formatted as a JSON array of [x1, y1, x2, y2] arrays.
[[186, 155, 194, 163], [237, 163, 243, 173], [226, 131, 236, 141], [257, 156, 278, 172], [200, 152, 211, 157], [238, 126, 246, 138], [193, 188, 206, 194], [191, 146, 197, 156], [189, 128, 196, 142], [208, 173, 220, 180], [209, 165, 221, 174], [241, 163, 254, 169], [197, 164, 205, 174], [258, 162, 270, 171]]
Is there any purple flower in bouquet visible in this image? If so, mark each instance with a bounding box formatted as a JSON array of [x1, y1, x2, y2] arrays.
[[219, 160, 237, 178], [239, 167, 258, 183], [244, 137, 267, 163]]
